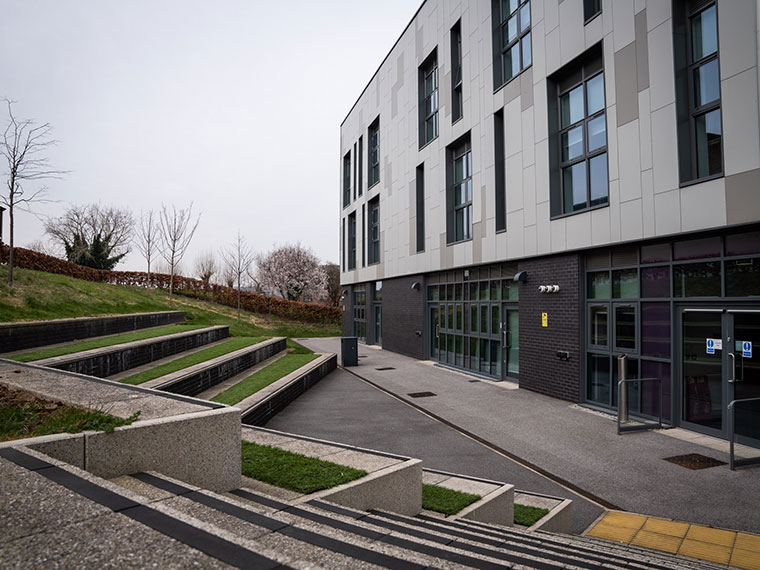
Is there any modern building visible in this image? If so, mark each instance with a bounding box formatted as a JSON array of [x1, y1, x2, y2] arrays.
[[339, 0, 760, 448]]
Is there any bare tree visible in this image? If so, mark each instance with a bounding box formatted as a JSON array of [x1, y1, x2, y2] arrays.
[[322, 263, 340, 307], [134, 209, 159, 280], [25, 238, 60, 258], [194, 250, 217, 287], [220, 266, 236, 288], [45, 203, 133, 270], [256, 243, 327, 302], [158, 203, 200, 301], [1, 99, 65, 285], [222, 232, 255, 319]]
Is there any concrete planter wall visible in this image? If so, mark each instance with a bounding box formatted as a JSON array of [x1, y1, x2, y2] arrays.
[[1, 311, 185, 353]]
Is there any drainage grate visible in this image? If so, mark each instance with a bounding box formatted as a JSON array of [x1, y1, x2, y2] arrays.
[[407, 391, 437, 398], [663, 454, 727, 470], [375, 367, 396, 371]]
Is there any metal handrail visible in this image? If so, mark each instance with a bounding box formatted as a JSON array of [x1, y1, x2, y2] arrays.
[[728, 397, 760, 470], [617, 355, 663, 435]]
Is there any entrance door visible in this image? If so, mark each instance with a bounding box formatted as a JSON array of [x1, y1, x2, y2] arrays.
[[681, 308, 760, 444], [430, 306, 440, 360], [501, 305, 519, 381]]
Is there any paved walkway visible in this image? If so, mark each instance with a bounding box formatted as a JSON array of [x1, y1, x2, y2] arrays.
[[275, 338, 760, 537]]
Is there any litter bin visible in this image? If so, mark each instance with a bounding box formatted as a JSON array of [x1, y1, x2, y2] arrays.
[[341, 337, 358, 367]]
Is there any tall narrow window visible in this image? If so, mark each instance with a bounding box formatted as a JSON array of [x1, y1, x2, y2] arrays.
[[492, 0, 531, 89], [368, 197, 380, 265], [348, 212, 356, 270], [341, 218, 346, 272], [494, 109, 506, 232], [361, 204, 366, 267], [416, 163, 425, 252], [674, 1, 722, 183], [368, 118, 380, 188], [342, 152, 351, 208], [451, 21, 463, 123], [447, 135, 473, 243], [548, 45, 607, 216], [352, 142, 357, 201], [358, 136, 363, 196], [584, 0, 601, 22], [419, 50, 439, 148]]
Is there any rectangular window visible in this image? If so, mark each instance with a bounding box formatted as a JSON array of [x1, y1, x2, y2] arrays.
[[446, 136, 473, 243], [584, 0, 601, 22], [451, 20, 463, 123], [341, 218, 346, 272], [416, 163, 425, 252], [419, 50, 439, 148], [494, 109, 506, 232], [674, 1, 723, 183], [342, 152, 351, 208], [361, 204, 366, 268], [358, 136, 363, 197], [352, 142, 357, 200], [348, 212, 356, 270], [492, 0, 531, 90], [368, 197, 380, 265], [548, 44, 607, 216], [368, 118, 380, 188]]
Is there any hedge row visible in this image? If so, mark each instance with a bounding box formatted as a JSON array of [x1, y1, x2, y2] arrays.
[[1, 245, 341, 325]]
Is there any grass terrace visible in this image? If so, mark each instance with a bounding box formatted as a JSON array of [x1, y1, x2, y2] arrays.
[[421, 484, 481, 516], [119, 336, 266, 385], [514, 504, 550, 527]]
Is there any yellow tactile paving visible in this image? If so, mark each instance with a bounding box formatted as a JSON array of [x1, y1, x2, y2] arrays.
[[731, 548, 760, 570], [686, 524, 738, 547], [736, 532, 760, 553], [630, 529, 682, 554], [641, 517, 690, 538], [586, 521, 640, 543], [586, 511, 760, 570], [679, 538, 733, 565]]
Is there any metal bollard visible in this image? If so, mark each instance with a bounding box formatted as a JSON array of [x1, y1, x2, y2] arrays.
[[618, 355, 628, 423]]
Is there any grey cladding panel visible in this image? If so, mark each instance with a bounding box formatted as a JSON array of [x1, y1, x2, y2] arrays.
[[614, 42, 639, 126], [635, 10, 649, 91]]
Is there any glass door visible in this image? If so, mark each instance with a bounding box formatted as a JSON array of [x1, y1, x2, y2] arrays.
[[502, 305, 519, 381], [430, 306, 440, 360], [728, 311, 760, 446], [681, 308, 760, 445]]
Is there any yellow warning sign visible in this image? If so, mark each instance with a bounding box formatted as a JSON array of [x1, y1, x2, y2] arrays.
[[542, 312, 548, 327]]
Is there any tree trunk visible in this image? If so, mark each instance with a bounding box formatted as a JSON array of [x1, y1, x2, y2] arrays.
[[7, 205, 14, 286], [236, 277, 241, 320]]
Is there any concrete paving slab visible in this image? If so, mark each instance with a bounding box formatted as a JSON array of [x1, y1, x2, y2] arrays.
[[287, 338, 760, 535]]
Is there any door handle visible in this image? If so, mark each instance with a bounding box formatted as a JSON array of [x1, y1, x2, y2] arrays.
[[728, 352, 737, 383], [435, 324, 439, 339]]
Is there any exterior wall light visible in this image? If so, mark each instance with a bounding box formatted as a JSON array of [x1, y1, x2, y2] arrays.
[[411, 281, 421, 291]]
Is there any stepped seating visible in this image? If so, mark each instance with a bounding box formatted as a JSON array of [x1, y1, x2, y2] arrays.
[[32, 325, 230, 378], [0, 311, 185, 353]]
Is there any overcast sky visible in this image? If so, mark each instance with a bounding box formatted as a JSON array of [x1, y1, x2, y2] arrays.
[[1, 0, 419, 271]]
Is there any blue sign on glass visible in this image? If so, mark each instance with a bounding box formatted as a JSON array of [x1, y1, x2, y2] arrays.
[[743, 341, 752, 358], [706, 338, 715, 355]]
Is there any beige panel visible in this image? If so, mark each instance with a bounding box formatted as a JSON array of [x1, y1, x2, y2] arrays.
[[680, 178, 726, 232], [726, 169, 760, 225], [722, 68, 760, 176], [719, 0, 757, 80], [615, 42, 639, 126]]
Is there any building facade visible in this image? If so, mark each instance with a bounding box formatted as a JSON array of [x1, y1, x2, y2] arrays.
[[339, 0, 760, 447]]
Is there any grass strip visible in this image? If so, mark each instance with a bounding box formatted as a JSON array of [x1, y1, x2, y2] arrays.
[[120, 336, 264, 385], [513, 504, 550, 527], [241, 441, 367, 494], [7, 324, 206, 362], [422, 484, 481, 515], [212, 353, 319, 406]]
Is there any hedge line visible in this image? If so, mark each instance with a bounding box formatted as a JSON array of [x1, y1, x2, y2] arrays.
[[1, 245, 341, 325]]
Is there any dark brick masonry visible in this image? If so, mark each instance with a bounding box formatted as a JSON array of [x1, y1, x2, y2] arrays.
[[518, 253, 581, 402], [380, 274, 426, 360]]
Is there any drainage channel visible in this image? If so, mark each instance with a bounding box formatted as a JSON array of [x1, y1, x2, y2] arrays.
[[339, 364, 621, 512]]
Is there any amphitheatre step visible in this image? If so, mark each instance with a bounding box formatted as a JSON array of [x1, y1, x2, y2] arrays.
[[194, 350, 289, 401], [32, 325, 229, 378], [0, 311, 185, 353], [147, 337, 287, 397]]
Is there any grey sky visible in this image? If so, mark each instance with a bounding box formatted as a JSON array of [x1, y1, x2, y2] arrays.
[[1, 0, 419, 271]]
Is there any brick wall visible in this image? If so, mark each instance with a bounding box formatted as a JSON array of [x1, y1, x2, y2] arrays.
[[381, 274, 426, 360], [518, 253, 581, 402], [341, 285, 354, 336]]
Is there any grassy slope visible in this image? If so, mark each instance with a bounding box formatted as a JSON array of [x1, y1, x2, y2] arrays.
[[421, 484, 481, 515], [8, 324, 206, 362], [0, 267, 340, 340], [212, 352, 319, 405]]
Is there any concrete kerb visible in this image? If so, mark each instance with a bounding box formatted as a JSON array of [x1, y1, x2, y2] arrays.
[[516, 490, 574, 533]]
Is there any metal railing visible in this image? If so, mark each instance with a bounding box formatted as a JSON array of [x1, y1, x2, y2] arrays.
[[728, 397, 760, 470], [617, 355, 663, 435]]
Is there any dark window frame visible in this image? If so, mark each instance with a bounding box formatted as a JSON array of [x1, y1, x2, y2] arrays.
[[419, 49, 439, 148], [358, 136, 363, 197], [446, 134, 473, 244], [368, 117, 380, 188], [348, 212, 357, 270], [368, 197, 380, 265], [451, 20, 463, 124], [492, 0, 532, 91], [342, 152, 351, 208], [416, 163, 425, 253], [583, 0, 601, 23]]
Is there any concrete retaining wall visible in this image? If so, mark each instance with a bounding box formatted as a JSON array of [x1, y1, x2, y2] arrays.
[[240, 353, 337, 426], [155, 337, 287, 397], [36, 326, 229, 377], [1, 311, 185, 353]]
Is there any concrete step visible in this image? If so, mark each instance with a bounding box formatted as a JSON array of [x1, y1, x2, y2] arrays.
[[33, 325, 229, 378], [0, 311, 185, 353], [146, 337, 287, 397], [195, 350, 289, 401]]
